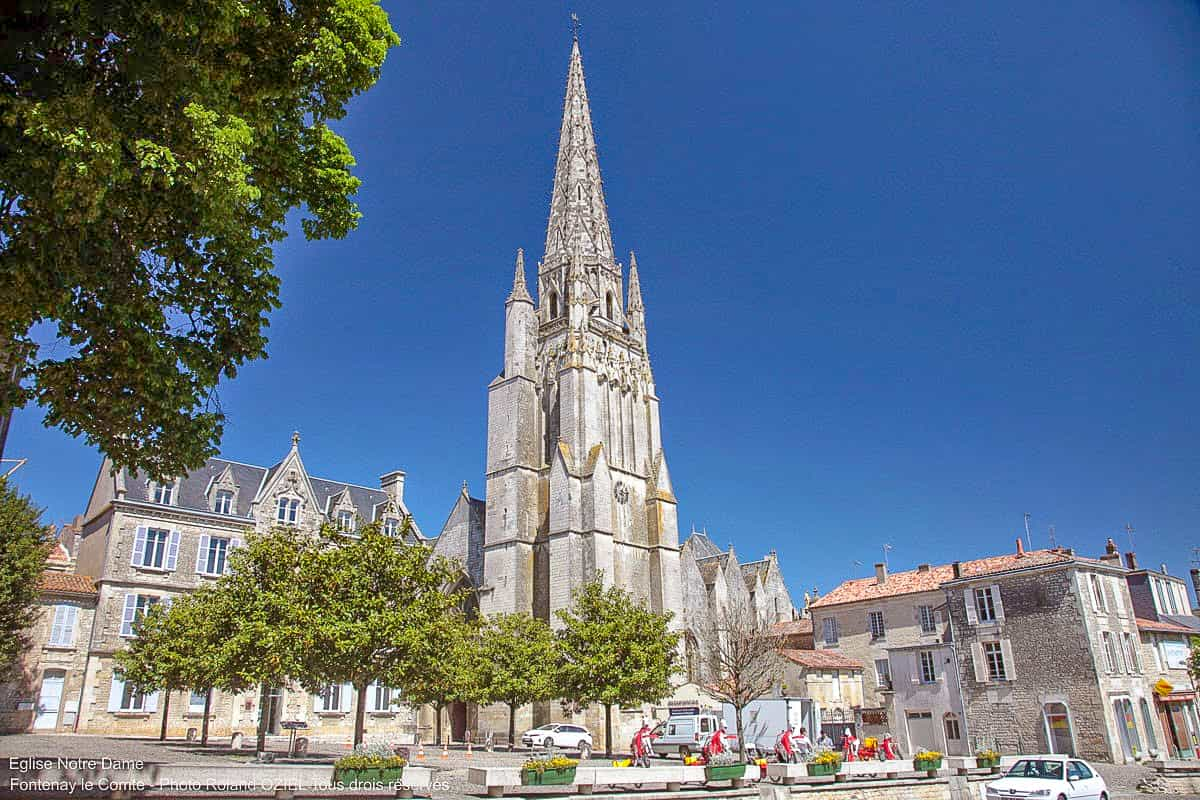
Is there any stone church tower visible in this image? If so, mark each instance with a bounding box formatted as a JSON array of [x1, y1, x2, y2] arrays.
[[480, 38, 683, 625]]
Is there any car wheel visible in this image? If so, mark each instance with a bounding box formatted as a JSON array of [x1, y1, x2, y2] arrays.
[[1056, 795, 1066, 800], [579, 742, 591, 760], [679, 746, 690, 758], [544, 737, 555, 749], [1099, 794, 1108, 800]]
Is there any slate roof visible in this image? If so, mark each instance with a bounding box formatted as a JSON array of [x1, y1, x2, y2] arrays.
[[40, 573, 98, 597], [696, 554, 728, 586], [780, 648, 863, 671], [810, 549, 1097, 609], [685, 532, 723, 559], [742, 559, 769, 589]]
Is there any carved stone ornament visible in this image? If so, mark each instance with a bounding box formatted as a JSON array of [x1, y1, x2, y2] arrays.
[[613, 481, 630, 504]]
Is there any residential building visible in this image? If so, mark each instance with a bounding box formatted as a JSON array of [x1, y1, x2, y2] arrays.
[[946, 539, 1151, 763], [778, 649, 865, 741], [885, 642, 969, 757]]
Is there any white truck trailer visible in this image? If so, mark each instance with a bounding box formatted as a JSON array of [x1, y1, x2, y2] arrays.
[[721, 698, 820, 758]]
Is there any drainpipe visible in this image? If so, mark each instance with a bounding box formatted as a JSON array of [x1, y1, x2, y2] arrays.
[[947, 640, 971, 752]]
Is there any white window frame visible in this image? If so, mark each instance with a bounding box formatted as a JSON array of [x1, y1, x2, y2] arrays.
[[1091, 574, 1107, 613], [188, 690, 208, 713], [213, 489, 234, 515], [48, 604, 78, 647], [868, 610, 886, 640], [120, 593, 160, 638], [108, 673, 158, 714], [875, 658, 891, 689], [151, 481, 176, 505], [918, 604, 937, 634], [337, 509, 355, 532], [383, 517, 400, 537], [983, 641, 1008, 681], [919, 650, 937, 684], [1101, 632, 1118, 673], [368, 682, 396, 713], [277, 497, 301, 525], [975, 587, 998, 623], [822, 617, 839, 646]]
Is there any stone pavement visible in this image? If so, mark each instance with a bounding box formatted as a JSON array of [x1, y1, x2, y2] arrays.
[[3, 736, 1199, 799]]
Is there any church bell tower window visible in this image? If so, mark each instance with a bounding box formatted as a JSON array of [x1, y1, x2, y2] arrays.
[[549, 291, 559, 319], [606, 292, 614, 320]]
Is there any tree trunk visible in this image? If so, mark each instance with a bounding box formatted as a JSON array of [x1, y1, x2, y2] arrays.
[[0, 341, 19, 462], [735, 706, 747, 764], [354, 683, 368, 748], [508, 703, 516, 751], [256, 683, 270, 753], [159, 690, 171, 741], [604, 704, 613, 759], [201, 688, 212, 746], [434, 702, 443, 746]]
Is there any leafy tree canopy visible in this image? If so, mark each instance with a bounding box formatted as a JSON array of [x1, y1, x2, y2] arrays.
[[0, 0, 400, 478], [0, 478, 47, 678], [474, 612, 558, 749]]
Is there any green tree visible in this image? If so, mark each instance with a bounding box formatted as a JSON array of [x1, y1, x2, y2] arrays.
[[0, 0, 400, 477], [205, 526, 310, 753], [402, 611, 477, 746], [114, 587, 239, 744], [556, 580, 681, 758], [296, 521, 466, 747], [474, 613, 558, 752], [0, 478, 48, 679]]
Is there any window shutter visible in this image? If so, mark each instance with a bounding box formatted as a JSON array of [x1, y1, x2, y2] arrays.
[[227, 538, 243, 574], [61, 605, 78, 646], [965, 591, 978, 625], [195, 534, 210, 574], [1000, 639, 1016, 680], [165, 530, 181, 570], [1110, 577, 1126, 618], [49, 605, 66, 645], [145, 690, 159, 713], [313, 690, 323, 712], [121, 594, 138, 637], [131, 527, 147, 566], [108, 674, 125, 712], [910, 655, 920, 684], [971, 642, 987, 682], [992, 585, 1005, 622], [341, 683, 353, 711]]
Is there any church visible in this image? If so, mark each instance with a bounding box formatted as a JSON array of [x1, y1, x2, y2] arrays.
[[0, 37, 798, 745], [430, 37, 799, 741]]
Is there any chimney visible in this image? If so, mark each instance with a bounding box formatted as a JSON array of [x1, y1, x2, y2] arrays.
[[380, 470, 406, 503], [1124, 552, 1138, 571], [917, 563, 931, 573], [1016, 538, 1025, 556], [1100, 538, 1122, 566], [1161, 563, 1170, 576], [952, 561, 962, 579], [875, 563, 887, 585]]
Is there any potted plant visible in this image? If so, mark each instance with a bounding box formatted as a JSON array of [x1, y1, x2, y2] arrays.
[[975, 748, 1001, 770], [703, 750, 746, 782], [332, 744, 406, 786], [913, 749, 943, 773], [806, 748, 842, 777], [521, 755, 579, 786]]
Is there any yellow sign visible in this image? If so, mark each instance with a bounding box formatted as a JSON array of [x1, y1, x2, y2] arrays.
[[1155, 679, 1175, 697]]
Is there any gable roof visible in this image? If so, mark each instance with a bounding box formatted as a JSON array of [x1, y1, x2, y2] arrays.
[[696, 553, 728, 586], [771, 618, 813, 637], [810, 549, 1094, 609], [40, 573, 98, 597], [780, 648, 863, 671], [742, 559, 769, 589]]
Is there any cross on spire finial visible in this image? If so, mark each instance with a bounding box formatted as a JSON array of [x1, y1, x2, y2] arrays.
[[291, 430, 300, 448], [571, 12, 580, 41]]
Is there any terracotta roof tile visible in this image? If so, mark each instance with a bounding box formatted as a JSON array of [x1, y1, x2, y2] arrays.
[[771, 619, 813, 636], [780, 648, 863, 671], [46, 543, 70, 563], [810, 549, 1088, 609], [39, 573, 98, 596], [1136, 617, 1197, 635]]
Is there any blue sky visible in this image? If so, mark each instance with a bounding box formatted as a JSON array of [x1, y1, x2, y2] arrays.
[[9, 1, 1200, 598]]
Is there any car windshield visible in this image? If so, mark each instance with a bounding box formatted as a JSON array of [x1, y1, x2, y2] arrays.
[[535, 724, 558, 731], [1006, 759, 1065, 780]]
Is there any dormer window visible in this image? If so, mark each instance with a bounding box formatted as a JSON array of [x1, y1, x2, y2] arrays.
[[337, 510, 355, 532], [213, 489, 234, 515], [383, 517, 400, 537], [276, 497, 301, 525], [151, 481, 175, 505]]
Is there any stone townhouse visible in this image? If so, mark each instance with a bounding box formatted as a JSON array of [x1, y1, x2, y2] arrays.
[[1123, 552, 1200, 759], [45, 434, 426, 740], [777, 649, 865, 742], [0, 542, 98, 734], [945, 540, 1151, 763], [884, 641, 969, 757], [808, 560, 958, 747]]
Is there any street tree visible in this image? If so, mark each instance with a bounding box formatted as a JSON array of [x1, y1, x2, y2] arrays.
[[474, 613, 558, 751], [402, 611, 477, 746], [0, 478, 48, 679], [698, 598, 784, 762], [0, 0, 400, 476], [296, 520, 466, 748], [556, 580, 681, 758], [114, 587, 238, 744]]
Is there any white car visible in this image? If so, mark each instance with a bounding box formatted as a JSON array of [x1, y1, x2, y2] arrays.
[[985, 756, 1108, 800], [520, 723, 593, 758]]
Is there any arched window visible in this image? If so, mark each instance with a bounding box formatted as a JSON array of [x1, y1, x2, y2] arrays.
[[605, 292, 614, 320], [549, 292, 559, 319]]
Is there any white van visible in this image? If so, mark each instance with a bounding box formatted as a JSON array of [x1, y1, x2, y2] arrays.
[[650, 706, 726, 758]]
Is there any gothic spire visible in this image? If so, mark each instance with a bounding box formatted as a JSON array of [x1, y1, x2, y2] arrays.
[[508, 247, 532, 303], [627, 251, 644, 311], [543, 39, 615, 267]]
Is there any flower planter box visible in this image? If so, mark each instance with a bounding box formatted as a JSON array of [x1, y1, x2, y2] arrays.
[[521, 767, 576, 786], [333, 766, 405, 786], [976, 756, 999, 770], [914, 758, 943, 772], [806, 762, 840, 777], [704, 764, 746, 782]]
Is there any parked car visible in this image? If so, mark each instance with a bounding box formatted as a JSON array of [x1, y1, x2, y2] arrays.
[[985, 756, 1108, 800], [650, 707, 722, 758], [520, 723, 593, 758]]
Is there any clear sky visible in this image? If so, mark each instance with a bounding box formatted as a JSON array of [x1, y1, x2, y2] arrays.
[[9, 1, 1200, 599]]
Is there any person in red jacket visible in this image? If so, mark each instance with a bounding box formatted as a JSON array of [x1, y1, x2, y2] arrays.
[[881, 733, 899, 760], [703, 722, 728, 760], [631, 721, 653, 768], [775, 726, 797, 763]]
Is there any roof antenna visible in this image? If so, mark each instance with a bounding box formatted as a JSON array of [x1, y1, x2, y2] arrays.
[[1048, 524, 1056, 549], [1022, 512, 1032, 551], [882, 543, 893, 570], [1125, 522, 1135, 553]]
